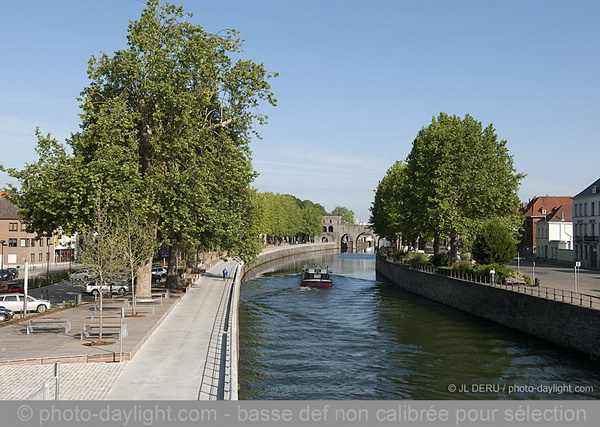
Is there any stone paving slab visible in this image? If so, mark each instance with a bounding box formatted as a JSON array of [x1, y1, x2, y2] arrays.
[[0, 362, 128, 400]]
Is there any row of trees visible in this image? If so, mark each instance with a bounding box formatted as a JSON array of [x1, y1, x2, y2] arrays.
[[1, 1, 277, 295], [254, 192, 355, 244], [370, 112, 524, 263]]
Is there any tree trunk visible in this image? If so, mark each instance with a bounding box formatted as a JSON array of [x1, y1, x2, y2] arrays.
[[166, 243, 179, 288], [433, 233, 440, 255], [136, 257, 152, 298], [449, 234, 459, 264]]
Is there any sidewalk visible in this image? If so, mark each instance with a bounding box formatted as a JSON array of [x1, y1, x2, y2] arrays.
[[0, 261, 234, 400], [106, 260, 238, 400]]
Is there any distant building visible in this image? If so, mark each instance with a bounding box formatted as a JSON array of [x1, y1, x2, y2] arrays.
[[518, 196, 572, 258], [535, 204, 573, 263], [0, 196, 57, 270], [573, 178, 600, 269]]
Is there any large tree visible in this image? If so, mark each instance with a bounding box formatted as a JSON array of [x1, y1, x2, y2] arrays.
[[370, 161, 410, 247], [371, 113, 524, 260], [1, 0, 277, 295]]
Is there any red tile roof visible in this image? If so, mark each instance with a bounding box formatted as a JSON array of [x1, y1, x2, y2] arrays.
[[545, 204, 572, 222], [520, 196, 572, 217]]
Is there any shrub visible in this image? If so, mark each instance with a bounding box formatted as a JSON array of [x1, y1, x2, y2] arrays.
[[473, 263, 513, 282], [472, 220, 517, 265], [453, 261, 473, 273], [431, 253, 450, 267], [407, 252, 429, 268]]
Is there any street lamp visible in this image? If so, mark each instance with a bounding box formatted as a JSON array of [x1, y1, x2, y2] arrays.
[[46, 237, 53, 285], [0, 240, 5, 282]]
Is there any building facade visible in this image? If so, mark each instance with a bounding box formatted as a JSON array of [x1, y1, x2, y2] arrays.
[[535, 204, 573, 263], [573, 178, 600, 269], [0, 197, 55, 271], [518, 196, 572, 258]]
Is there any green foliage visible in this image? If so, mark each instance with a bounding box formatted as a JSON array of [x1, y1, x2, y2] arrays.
[[255, 192, 323, 242], [331, 206, 355, 225], [370, 161, 411, 241], [472, 220, 518, 265], [453, 261, 473, 273], [2, 1, 278, 276], [370, 113, 524, 262], [407, 252, 430, 268], [473, 263, 513, 282], [431, 253, 450, 267]]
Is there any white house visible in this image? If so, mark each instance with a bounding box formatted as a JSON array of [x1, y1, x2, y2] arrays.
[[535, 204, 573, 263], [573, 178, 600, 269]]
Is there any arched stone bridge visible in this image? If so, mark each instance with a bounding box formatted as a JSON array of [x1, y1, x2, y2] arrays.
[[318, 216, 380, 251]]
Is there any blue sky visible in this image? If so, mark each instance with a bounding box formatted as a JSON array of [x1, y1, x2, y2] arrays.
[[1, 0, 599, 221]]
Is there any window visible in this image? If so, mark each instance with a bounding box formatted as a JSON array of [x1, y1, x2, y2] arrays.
[[20, 239, 30, 247], [592, 202, 595, 216], [20, 223, 27, 231], [585, 203, 588, 216], [8, 239, 17, 247], [39, 253, 43, 262], [39, 239, 43, 247], [4, 295, 18, 302], [31, 239, 35, 248], [8, 222, 18, 231], [31, 254, 35, 262]]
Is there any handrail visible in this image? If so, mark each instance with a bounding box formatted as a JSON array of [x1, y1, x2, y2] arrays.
[[198, 263, 240, 400], [383, 256, 600, 310]]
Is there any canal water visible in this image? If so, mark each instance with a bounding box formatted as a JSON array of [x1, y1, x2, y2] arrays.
[[239, 251, 600, 400]]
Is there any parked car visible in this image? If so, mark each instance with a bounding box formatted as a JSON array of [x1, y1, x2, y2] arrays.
[[70, 269, 94, 280], [0, 283, 25, 293], [83, 280, 129, 296], [0, 294, 51, 313], [151, 266, 167, 278], [0, 269, 16, 281], [0, 307, 13, 322]]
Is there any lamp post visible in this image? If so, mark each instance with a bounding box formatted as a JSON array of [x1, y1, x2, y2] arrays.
[[46, 237, 52, 286], [0, 240, 5, 283], [575, 261, 581, 293]]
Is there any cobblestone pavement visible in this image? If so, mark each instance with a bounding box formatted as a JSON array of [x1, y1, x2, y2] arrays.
[[0, 362, 128, 400]]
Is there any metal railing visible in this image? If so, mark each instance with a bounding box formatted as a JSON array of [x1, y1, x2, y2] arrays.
[[198, 264, 240, 400], [384, 256, 600, 310]]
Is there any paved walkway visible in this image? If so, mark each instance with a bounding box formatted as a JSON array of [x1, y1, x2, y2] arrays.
[[0, 261, 233, 400], [107, 260, 238, 400]]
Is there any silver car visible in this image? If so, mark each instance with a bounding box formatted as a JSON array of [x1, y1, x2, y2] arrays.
[[0, 293, 52, 313], [70, 269, 94, 280]]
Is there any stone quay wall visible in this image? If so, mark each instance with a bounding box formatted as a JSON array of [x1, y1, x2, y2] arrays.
[[376, 256, 600, 358]]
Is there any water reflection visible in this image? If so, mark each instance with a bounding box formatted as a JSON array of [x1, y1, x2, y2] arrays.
[[239, 251, 600, 400]]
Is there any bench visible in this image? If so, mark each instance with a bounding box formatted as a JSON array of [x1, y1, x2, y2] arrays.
[[80, 323, 128, 340], [135, 296, 163, 305], [90, 300, 130, 318], [26, 318, 71, 335], [505, 278, 527, 285]]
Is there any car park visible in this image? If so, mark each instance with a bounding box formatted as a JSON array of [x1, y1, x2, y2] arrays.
[[0, 293, 51, 313], [0, 308, 13, 322], [0, 283, 25, 293], [83, 280, 129, 296]]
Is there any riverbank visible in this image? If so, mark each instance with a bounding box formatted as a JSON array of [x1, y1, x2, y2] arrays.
[[376, 255, 600, 359]]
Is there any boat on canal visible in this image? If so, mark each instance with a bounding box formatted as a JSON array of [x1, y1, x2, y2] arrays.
[[301, 265, 333, 287]]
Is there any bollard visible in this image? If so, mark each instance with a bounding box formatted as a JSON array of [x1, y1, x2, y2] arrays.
[[75, 293, 82, 306]]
